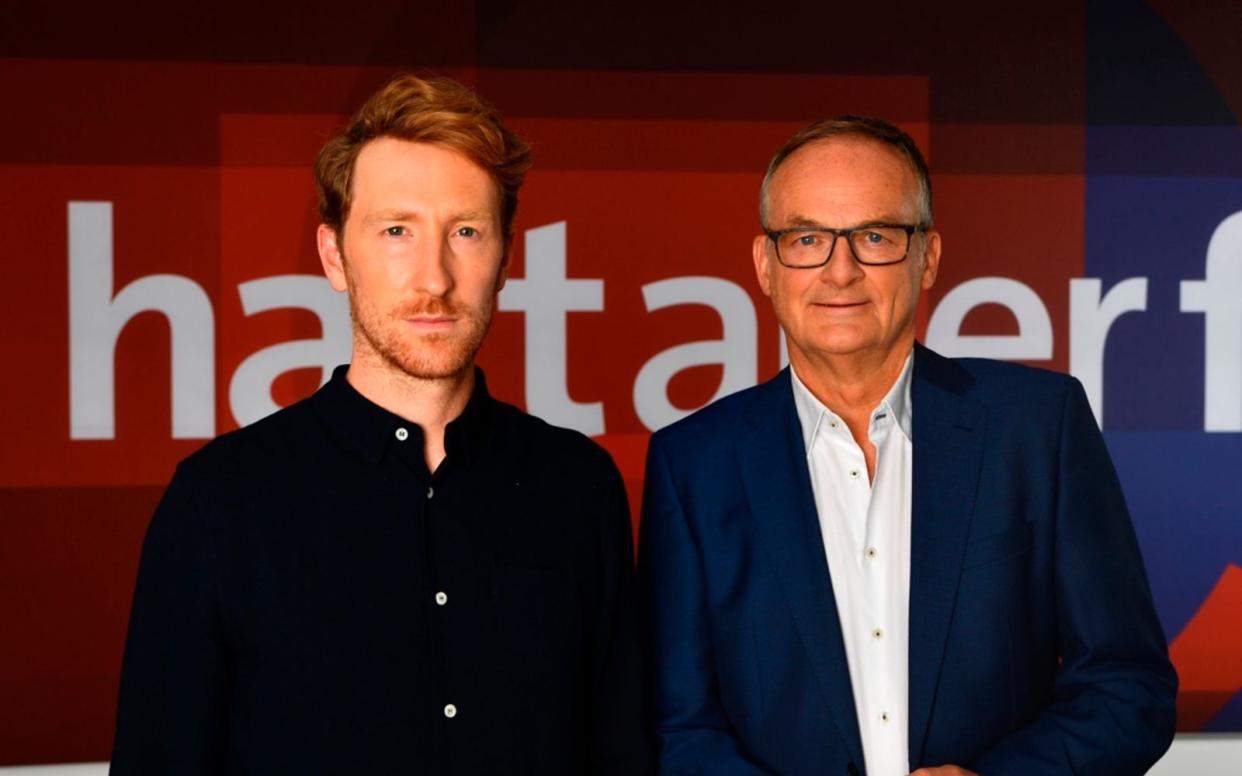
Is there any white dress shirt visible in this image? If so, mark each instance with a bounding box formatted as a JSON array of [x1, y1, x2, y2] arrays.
[[791, 352, 913, 776]]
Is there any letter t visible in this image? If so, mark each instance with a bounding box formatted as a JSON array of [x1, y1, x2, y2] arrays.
[[499, 221, 605, 436]]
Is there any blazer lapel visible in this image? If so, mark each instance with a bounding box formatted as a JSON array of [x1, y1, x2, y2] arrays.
[[907, 344, 988, 764], [738, 369, 864, 766]]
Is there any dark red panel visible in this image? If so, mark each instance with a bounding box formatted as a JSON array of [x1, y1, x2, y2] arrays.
[[0, 487, 161, 764]]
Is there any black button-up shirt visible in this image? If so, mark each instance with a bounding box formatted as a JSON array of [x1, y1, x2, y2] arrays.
[[112, 367, 651, 774]]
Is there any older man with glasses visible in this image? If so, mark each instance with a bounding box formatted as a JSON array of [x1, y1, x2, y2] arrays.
[[638, 116, 1176, 776]]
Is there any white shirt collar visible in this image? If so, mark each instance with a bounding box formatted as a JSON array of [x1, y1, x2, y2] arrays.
[[790, 350, 915, 454]]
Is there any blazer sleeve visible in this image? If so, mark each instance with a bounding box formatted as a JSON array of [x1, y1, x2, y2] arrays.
[[110, 464, 230, 774], [638, 433, 773, 775], [968, 378, 1178, 775]]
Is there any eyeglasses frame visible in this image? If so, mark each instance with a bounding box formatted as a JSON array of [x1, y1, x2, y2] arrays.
[[764, 222, 931, 268]]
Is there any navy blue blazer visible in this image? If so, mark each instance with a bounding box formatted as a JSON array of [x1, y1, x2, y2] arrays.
[[638, 344, 1176, 775]]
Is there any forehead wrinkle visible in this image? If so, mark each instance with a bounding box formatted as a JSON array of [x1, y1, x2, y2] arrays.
[[776, 211, 914, 230], [782, 214, 823, 228], [769, 181, 920, 226], [772, 140, 923, 220]]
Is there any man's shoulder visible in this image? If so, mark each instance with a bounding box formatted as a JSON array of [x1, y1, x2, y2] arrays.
[[962, 352, 1067, 381], [650, 377, 777, 451], [914, 341, 1071, 394], [175, 393, 322, 484], [490, 398, 622, 480], [919, 347, 1087, 434], [939, 352, 1078, 405]]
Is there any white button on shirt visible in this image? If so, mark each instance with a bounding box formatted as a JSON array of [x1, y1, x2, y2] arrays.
[[791, 353, 913, 776]]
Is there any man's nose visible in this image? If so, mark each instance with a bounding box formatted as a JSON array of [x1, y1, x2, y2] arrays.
[[410, 236, 454, 297], [818, 235, 866, 285]]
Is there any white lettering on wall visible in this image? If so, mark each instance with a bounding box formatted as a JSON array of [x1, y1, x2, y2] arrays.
[[69, 201, 215, 440], [66, 205, 1240, 439], [633, 277, 756, 431], [926, 276, 1053, 360], [1069, 277, 1147, 425], [229, 276, 350, 427], [499, 221, 605, 436], [1181, 210, 1242, 432]]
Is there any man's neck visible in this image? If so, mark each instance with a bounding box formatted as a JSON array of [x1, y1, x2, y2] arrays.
[[790, 337, 914, 481], [345, 353, 475, 473], [789, 336, 914, 421]]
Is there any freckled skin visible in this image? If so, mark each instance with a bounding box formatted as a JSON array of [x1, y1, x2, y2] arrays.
[[318, 138, 508, 383]]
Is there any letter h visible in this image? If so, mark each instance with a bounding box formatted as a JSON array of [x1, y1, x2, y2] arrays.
[[68, 202, 214, 440]]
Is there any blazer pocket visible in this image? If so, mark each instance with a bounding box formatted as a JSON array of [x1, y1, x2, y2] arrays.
[[961, 522, 1033, 571]]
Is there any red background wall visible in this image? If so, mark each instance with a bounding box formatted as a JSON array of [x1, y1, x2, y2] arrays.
[[1, 0, 1239, 763]]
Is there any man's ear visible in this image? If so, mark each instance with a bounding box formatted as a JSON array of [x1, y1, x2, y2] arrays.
[[752, 233, 774, 297], [318, 224, 348, 292], [920, 229, 941, 291]]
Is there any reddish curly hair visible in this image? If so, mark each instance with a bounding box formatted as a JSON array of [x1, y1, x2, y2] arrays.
[[315, 74, 533, 237]]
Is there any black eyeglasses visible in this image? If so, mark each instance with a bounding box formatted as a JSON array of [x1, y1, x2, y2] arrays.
[[764, 223, 929, 267]]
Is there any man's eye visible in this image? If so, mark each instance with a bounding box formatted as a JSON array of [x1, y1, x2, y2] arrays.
[[384, 226, 406, 237], [456, 226, 478, 238]]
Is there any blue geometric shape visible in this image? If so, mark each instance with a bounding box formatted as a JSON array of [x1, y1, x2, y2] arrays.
[[1085, 172, 1242, 432], [1104, 431, 1242, 640], [1087, 126, 1242, 177]]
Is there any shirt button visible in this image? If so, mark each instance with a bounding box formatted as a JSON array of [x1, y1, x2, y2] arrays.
[[872, 627, 884, 640], [849, 469, 861, 480], [435, 591, 448, 606], [880, 711, 890, 723], [865, 546, 878, 559], [427, 486, 434, 499], [829, 420, 839, 429], [444, 704, 457, 718], [394, 427, 409, 441]]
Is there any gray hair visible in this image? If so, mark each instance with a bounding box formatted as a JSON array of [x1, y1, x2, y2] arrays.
[[758, 115, 933, 228]]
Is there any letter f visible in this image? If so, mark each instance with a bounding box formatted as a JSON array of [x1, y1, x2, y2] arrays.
[[1181, 211, 1242, 432]]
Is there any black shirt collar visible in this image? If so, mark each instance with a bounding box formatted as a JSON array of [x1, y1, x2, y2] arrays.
[[312, 364, 495, 470]]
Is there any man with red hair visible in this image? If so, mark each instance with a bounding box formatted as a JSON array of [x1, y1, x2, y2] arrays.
[[112, 75, 651, 775]]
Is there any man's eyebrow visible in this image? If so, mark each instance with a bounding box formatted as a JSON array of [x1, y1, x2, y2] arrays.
[[365, 209, 418, 224], [449, 209, 494, 222], [363, 209, 495, 224]]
